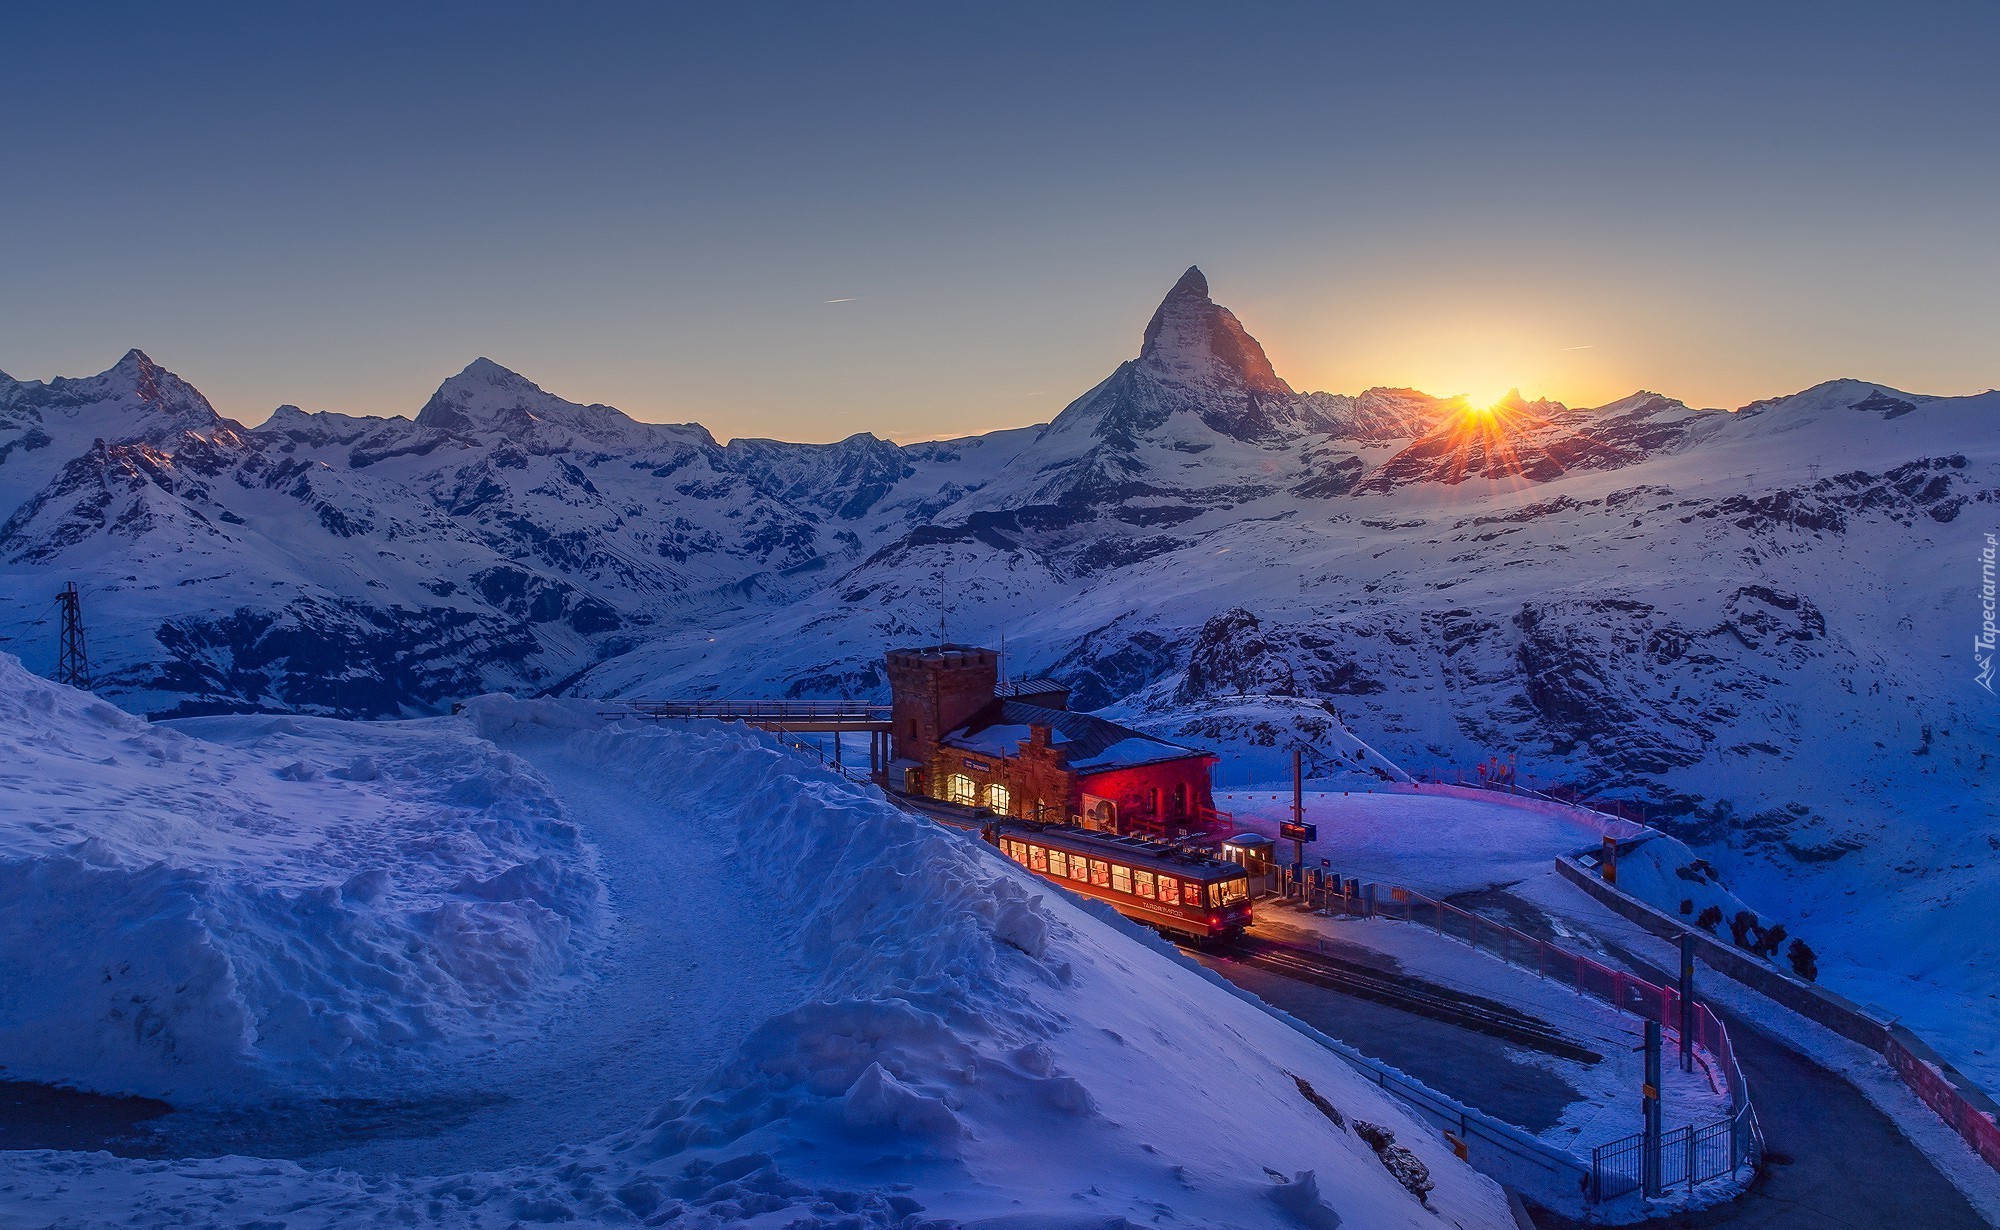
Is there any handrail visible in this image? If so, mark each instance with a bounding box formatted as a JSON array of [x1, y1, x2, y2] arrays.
[[618, 697, 892, 720], [1287, 871, 1760, 1199]]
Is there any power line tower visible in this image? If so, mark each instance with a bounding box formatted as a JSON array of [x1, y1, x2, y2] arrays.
[[55, 582, 89, 689]]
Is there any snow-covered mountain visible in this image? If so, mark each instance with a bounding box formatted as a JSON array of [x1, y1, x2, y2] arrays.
[[3, 268, 1996, 1085], [0, 352, 1034, 716]]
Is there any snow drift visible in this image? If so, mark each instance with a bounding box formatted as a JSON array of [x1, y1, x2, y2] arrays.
[[0, 699, 1514, 1228], [0, 657, 603, 1100]]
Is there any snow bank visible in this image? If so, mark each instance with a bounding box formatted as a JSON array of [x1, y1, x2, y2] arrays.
[[555, 715, 1514, 1228], [0, 707, 1517, 1227], [0, 659, 602, 1100]]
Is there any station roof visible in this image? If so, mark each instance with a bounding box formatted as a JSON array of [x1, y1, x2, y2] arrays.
[[994, 678, 1069, 700], [943, 699, 1209, 774]]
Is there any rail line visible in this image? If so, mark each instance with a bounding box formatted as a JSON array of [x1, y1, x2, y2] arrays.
[[1197, 934, 1605, 1064]]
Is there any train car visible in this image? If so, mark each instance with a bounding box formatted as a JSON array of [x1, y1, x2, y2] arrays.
[[986, 821, 1252, 940]]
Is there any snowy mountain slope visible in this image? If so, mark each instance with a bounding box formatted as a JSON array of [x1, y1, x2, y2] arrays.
[[0, 358, 1031, 717], [0, 685, 1516, 1229], [571, 273, 1998, 1089], [0, 655, 602, 1101], [2, 268, 1994, 1087]]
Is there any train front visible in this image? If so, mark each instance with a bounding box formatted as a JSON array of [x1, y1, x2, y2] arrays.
[[1205, 865, 1253, 937]]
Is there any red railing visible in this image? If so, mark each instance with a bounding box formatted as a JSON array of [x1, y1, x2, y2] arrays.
[[1294, 875, 1760, 1197]]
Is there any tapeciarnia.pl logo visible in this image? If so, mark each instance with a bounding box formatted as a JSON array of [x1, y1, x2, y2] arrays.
[[1978, 532, 1997, 694]]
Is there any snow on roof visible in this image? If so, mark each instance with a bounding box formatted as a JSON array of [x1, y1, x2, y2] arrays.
[[944, 699, 1208, 773], [993, 677, 1068, 699]]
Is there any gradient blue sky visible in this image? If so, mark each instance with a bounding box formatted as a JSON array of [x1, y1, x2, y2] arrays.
[[4, 2, 1994, 441]]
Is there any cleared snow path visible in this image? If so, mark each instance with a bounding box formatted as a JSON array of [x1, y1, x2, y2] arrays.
[[323, 724, 810, 1173], [139, 718, 812, 1173]]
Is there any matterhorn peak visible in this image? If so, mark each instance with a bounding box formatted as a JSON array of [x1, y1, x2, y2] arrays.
[[1164, 264, 1209, 300], [1136, 266, 1291, 399]]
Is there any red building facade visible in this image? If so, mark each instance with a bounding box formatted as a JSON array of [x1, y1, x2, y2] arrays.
[[885, 644, 1221, 838]]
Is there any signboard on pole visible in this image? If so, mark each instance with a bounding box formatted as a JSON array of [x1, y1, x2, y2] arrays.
[[1279, 821, 1318, 844]]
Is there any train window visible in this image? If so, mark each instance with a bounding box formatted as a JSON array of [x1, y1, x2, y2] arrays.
[[986, 784, 1011, 813], [1110, 864, 1131, 894], [1030, 845, 1047, 873], [946, 773, 977, 806], [1156, 874, 1178, 904], [1090, 859, 1110, 887], [1182, 881, 1203, 907], [1048, 850, 1068, 878], [1211, 878, 1248, 907], [1134, 871, 1156, 900], [1069, 857, 1089, 883]]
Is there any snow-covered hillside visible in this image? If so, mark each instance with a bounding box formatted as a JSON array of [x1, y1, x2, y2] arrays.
[[3, 267, 1994, 1090], [0, 666, 1514, 1228], [0, 654, 601, 1101]]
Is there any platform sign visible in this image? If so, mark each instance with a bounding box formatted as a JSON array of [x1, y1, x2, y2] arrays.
[[1278, 821, 1317, 844]]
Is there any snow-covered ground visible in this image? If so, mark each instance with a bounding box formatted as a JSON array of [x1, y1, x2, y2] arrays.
[[1217, 786, 1609, 896], [0, 655, 603, 1103], [0, 670, 1515, 1228], [1259, 911, 1731, 1153], [1512, 871, 2000, 1229]]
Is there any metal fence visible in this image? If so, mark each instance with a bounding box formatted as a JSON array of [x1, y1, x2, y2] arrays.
[[1278, 871, 1761, 1200], [1242, 984, 1596, 1206], [617, 697, 892, 723], [1591, 1113, 1747, 1201]]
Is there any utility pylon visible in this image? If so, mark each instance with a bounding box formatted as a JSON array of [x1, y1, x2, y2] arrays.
[[55, 582, 89, 689]]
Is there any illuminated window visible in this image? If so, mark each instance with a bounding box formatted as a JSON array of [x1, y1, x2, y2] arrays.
[[1048, 850, 1068, 879], [1111, 864, 1131, 894], [945, 773, 976, 806], [1183, 881, 1203, 907], [1134, 871, 1156, 900], [1090, 859, 1110, 888], [1157, 875, 1178, 904], [986, 784, 1011, 813], [1212, 878, 1247, 907], [1030, 845, 1047, 873], [1070, 857, 1089, 883], [1006, 840, 1029, 866]]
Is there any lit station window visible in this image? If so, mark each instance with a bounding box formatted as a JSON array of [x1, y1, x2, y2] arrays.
[[946, 773, 976, 806]]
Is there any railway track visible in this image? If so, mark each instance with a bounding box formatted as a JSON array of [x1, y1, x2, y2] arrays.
[[1197, 934, 1605, 1064]]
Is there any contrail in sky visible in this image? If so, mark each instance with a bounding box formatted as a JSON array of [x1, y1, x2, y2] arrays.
[[1559, 344, 1593, 351], [824, 297, 859, 304]]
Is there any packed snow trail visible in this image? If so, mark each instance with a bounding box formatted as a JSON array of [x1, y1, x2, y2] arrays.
[[297, 715, 814, 1173]]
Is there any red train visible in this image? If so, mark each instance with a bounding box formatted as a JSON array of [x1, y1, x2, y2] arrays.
[[986, 820, 1252, 940]]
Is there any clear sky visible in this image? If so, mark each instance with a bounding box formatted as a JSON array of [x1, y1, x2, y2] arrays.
[[3, 2, 1994, 442]]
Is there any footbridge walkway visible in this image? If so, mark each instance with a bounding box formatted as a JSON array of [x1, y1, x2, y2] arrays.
[[609, 698, 894, 778]]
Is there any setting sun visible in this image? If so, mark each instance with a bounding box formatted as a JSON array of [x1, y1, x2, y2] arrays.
[[1457, 390, 1512, 415]]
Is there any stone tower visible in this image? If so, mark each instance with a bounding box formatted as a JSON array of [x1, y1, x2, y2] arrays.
[[885, 644, 999, 764]]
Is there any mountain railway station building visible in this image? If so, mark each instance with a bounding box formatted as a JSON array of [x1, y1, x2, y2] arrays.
[[885, 644, 1223, 838]]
